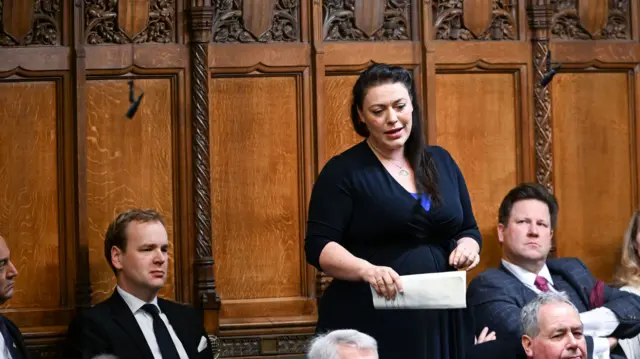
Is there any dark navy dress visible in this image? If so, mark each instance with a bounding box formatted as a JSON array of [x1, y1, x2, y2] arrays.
[[305, 141, 482, 359]]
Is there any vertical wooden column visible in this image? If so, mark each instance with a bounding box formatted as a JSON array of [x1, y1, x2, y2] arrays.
[[188, 0, 221, 321], [528, 0, 554, 193], [74, 0, 91, 310]]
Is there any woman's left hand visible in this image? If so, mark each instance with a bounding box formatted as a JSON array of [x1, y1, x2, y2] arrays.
[[449, 237, 480, 270]]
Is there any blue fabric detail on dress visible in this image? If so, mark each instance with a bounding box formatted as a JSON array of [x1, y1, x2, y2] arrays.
[[410, 193, 431, 212]]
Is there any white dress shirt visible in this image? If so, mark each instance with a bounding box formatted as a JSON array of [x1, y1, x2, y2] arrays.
[[0, 335, 12, 359], [501, 260, 618, 359], [117, 286, 189, 359]]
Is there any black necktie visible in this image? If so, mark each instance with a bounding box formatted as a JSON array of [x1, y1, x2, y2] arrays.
[[141, 304, 181, 359], [0, 317, 20, 359]]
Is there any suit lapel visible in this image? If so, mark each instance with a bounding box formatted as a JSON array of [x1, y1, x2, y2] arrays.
[[547, 262, 591, 311], [159, 299, 196, 358], [109, 291, 155, 359], [498, 263, 537, 305], [5, 318, 26, 359]]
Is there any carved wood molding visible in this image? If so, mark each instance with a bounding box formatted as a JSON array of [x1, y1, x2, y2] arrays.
[[189, 5, 221, 309], [84, 0, 175, 44], [219, 334, 312, 357], [551, 0, 630, 40], [432, 0, 518, 41], [323, 0, 411, 41], [0, 0, 61, 46], [528, 2, 553, 194], [212, 0, 300, 43]]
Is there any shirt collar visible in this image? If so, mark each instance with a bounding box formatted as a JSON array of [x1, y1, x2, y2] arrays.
[[117, 285, 159, 314], [501, 259, 554, 287]]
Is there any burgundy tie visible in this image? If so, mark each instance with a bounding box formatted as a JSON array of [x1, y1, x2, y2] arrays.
[[534, 276, 550, 292]]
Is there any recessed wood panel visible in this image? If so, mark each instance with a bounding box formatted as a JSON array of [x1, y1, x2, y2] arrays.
[[0, 81, 61, 308], [435, 73, 519, 280], [86, 78, 175, 304], [322, 75, 362, 165], [210, 76, 302, 300], [552, 72, 633, 281]]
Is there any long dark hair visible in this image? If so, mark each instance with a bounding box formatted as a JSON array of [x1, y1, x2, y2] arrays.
[[350, 63, 441, 204]]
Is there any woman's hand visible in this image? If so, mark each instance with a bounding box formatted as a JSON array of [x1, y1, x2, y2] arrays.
[[449, 237, 480, 270], [358, 263, 403, 300], [475, 327, 496, 344]]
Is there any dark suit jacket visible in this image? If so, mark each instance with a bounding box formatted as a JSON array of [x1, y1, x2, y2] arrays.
[[2, 315, 29, 359], [468, 257, 640, 359], [66, 291, 213, 359]]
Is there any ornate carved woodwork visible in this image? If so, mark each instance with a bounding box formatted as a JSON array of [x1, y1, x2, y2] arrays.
[[219, 335, 312, 357], [0, 0, 61, 46], [212, 0, 299, 43], [84, 0, 175, 44], [551, 0, 630, 40], [323, 0, 411, 41], [189, 4, 221, 310], [432, 0, 518, 40], [528, 1, 554, 193]]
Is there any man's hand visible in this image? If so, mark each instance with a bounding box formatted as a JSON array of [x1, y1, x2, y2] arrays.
[[475, 327, 497, 345], [608, 337, 618, 349]]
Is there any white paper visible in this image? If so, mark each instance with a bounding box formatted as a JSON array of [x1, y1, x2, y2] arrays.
[[370, 271, 466, 309]]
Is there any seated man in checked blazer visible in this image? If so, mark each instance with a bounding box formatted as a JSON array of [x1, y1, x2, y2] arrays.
[[67, 209, 212, 359], [468, 183, 640, 359]]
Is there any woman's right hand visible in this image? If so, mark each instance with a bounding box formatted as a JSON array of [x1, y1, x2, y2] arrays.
[[358, 263, 403, 300]]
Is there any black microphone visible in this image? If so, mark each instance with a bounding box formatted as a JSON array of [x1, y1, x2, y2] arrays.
[[540, 65, 561, 87], [540, 50, 562, 87], [125, 79, 144, 119]]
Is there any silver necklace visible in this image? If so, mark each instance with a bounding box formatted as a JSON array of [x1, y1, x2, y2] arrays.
[[368, 141, 410, 177]]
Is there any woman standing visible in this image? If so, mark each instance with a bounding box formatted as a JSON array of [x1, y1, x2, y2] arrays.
[[305, 63, 482, 358]]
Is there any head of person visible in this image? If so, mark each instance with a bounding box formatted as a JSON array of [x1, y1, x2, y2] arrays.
[[613, 210, 640, 287], [0, 234, 18, 304], [497, 183, 559, 272], [521, 291, 586, 359], [350, 63, 439, 202], [307, 329, 378, 359], [104, 209, 168, 301]]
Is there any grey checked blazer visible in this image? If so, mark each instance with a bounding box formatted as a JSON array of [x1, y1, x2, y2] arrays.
[[467, 257, 640, 359]]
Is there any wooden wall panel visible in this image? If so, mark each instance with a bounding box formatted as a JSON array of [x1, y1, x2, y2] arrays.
[[321, 75, 362, 165], [85, 78, 176, 304], [0, 81, 61, 308], [210, 76, 302, 301], [552, 72, 634, 280], [435, 72, 520, 279]]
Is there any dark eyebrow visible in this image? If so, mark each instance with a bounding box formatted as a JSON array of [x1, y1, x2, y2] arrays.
[[369, 98, 408, 108]]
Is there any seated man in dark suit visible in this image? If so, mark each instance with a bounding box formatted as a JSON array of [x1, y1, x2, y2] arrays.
[[468, 183, 640, 359], [0, 233, 29, 359], [67, 209, 212, 359]]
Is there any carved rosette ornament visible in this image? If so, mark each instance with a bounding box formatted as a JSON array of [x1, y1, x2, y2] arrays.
[[84, 0, 175, 44], [551, 0, 630, 40], [212, 0, 299, 43], [323, 0, 411, 41], [188, 2, 221, 310], [0, 0, 60, 46], [528, 1, 553, 193], [433, 0, 518, 40]]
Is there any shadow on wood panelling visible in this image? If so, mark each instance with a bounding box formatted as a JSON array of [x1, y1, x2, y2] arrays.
[[552, 72, 635, 281], [209, 74, 314, 325], [0, 81, 61, 308], [85, 78, 177, 304], [321, 75, 362, 166], [435, 72, 520, 281]]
